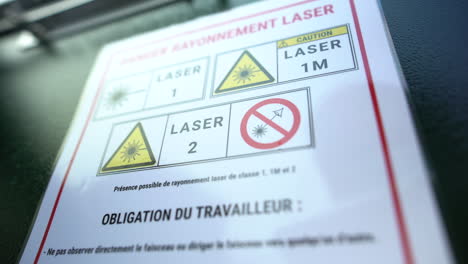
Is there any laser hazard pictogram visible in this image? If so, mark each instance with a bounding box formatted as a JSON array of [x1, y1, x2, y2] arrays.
[[104, 85, 129, 111], [214, 50, 274, 94], [241, 98, 300, 149], [101, 122, 156, 173]]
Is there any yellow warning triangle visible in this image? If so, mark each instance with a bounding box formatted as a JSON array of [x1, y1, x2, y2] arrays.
[[214, 50, 274, 94], [278, 40, 288, 48], [101, 122, 156, 173]]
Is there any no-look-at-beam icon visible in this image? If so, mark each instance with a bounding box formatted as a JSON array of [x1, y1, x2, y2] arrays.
[[241, 98, 300, 149]]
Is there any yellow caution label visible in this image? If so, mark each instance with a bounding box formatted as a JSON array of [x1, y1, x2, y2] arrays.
[[214, 50, 274, 94], [101, 123, 156, 173], [277, 25, 348, 48]]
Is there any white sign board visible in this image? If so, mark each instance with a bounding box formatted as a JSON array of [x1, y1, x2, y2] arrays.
[[20, 0, 453, 263]]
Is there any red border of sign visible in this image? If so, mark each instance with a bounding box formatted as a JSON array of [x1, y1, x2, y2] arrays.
[[32, 1, 414, 264], [240, 98, 301, 149]]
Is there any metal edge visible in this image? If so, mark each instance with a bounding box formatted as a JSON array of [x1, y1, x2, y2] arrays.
[[376, 0, 456, 262]]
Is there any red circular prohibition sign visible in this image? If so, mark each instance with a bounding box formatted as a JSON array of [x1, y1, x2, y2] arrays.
[[241, 98, 301, 149]]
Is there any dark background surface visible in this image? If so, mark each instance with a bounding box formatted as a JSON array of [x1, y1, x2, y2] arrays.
[[0, 0, 467, 263]]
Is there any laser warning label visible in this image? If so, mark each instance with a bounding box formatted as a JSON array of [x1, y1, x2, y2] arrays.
[[212, 24, 357, 97], [240, 98, 301, 150], [98, 88, 313, 175], [22, 1, 453, 264], [100, 123, 156, 173], [277, 25, 356, 82], [277, 25, 349, 48], [214, 51, 275, 94]]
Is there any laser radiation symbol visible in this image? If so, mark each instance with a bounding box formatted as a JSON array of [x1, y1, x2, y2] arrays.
[[101, 122, 156, 173], [241, 98, 300, 149], [215, 50, 274, 94], [104, 84, 129, 111]]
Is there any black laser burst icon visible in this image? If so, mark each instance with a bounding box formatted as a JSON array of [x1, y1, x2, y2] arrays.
[[105, 85, 129, 110], [232, 64, 260, 84], [252, 124, 268, 138], [250, 108, 284, 138], [120, 140, 145, 163]]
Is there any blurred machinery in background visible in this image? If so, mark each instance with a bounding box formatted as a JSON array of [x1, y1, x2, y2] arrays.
[[0, 0, 187, 46]]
